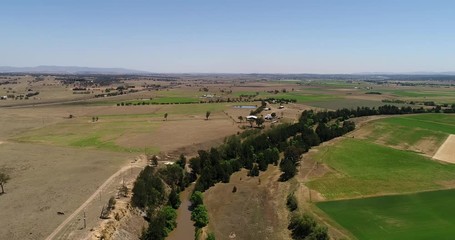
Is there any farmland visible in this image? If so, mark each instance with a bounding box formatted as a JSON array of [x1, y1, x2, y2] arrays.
[[317, 189, 455, 240], [306, 138, 455, 200], [305, 113, 455, 239], [353, 114, 455, 155], [1, 73, 455, 240]]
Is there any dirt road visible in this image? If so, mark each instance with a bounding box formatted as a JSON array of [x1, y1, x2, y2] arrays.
[[45, 156, 147, 240]]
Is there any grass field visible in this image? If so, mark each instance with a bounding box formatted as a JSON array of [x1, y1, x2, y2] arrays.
[[306, 138, 455, 200], [123, 96, 200, 104], [15, 116, 161, 153], [308, 99, 393, 110], [357, 114, 455, 155], [317, 189, 455, 240]]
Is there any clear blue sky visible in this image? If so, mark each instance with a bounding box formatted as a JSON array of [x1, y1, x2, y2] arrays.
[[1, 0, 454, 73]]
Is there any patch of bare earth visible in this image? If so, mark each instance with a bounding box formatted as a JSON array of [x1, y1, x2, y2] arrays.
[[116, 115, 239, 153], [433, 134, 455, 163]]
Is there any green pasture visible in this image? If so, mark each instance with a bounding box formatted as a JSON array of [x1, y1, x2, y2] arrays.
[[125, 96, 199, 104], [388, 89, 455, 98], [15, 116, 160, 153], [365, 114, 455, 148], [306, 138, 455, 200], [233, 90, 340, 103], [317, 189, 455, 240], [308, 99, 398, 110]]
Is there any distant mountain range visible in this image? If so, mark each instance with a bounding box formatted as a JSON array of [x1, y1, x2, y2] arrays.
[[0, 66, 150, 75], [353, 71, 455, 76]]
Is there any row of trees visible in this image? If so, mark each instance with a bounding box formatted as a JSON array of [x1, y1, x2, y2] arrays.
[[286, 193, 329, 240], [131, 164, 191, 240], [188, 104, 360, 193], [189, 191, 215, 240], [183, 105, 362, 234]]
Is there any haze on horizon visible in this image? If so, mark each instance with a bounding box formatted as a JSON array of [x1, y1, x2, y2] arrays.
[[1, 0, 454, 74]]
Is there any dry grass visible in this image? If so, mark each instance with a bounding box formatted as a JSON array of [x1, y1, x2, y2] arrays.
[[204, 166, 291, 240]]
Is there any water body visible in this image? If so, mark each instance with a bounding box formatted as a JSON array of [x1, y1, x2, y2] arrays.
[[167, 184, 195, 240], [233, 105, 257, 109]]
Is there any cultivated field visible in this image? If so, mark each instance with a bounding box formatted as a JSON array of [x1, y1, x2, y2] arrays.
[[352, 114, 455, 156], [306, 138, 455, 200], [317, 189, 455, 240], [305, 113, 455, 239]]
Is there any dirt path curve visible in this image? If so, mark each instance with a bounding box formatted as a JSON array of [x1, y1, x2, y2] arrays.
[[45, 156, 147, 240]]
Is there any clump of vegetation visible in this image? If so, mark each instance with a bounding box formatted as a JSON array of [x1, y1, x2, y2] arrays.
[[206, 232, 216, 240], [100, 196, 117, 219], [189, 190, 210, 238], [191, 205, 209, 228], [286, 193, 298, 212], [288, 214, 329, 240], [0, 169, 10, 194], [131, 163, 189, 240]]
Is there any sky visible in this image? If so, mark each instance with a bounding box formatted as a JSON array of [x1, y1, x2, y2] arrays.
[[1, 0, 454, 73]]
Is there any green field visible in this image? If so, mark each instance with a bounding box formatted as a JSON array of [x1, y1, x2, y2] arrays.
[[364, 114, 455, 150], [125, 96, 200, 104], [15, 116, 161, 153], [388, 89, 455, 98], [308, 99, 400, 110], [317, 189, 455, 240], [306, 138, 455, 200]]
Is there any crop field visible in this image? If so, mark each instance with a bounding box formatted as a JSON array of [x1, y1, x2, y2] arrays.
[[306, 138, 455, 200], [355, 114, 455, 155], [306, 113, 455, 239], [317, 189, 455, 240]]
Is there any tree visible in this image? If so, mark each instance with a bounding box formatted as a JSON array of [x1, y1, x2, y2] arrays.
[[248, 164, 260, 177], [255, 117, 265, 127], [164, 112, 168, 121], [152, 155, 159, 166], [176, 153, 186, 169], [206, 111, 211, 120], [191, 205, 209, 228], [206, 232, 216, 240], [190, 191, 204, 208], [0, 170, 10, 194], [288, 214, 316, 240], [238, 116, 243, 122], [162, 206, 178, 233], [286, 193, 298, 211], [168, 189, 181, 209], [141, 209, 167, 240], [280, 157, 297, 181]]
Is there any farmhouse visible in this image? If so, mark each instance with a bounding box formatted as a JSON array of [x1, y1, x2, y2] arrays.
[[246, 115, 257, 120]]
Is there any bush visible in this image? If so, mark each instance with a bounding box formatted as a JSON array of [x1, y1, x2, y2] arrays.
[[288, 214, 329, 240], [206, 232, 216, 240], [286, 193, 298, 211]]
